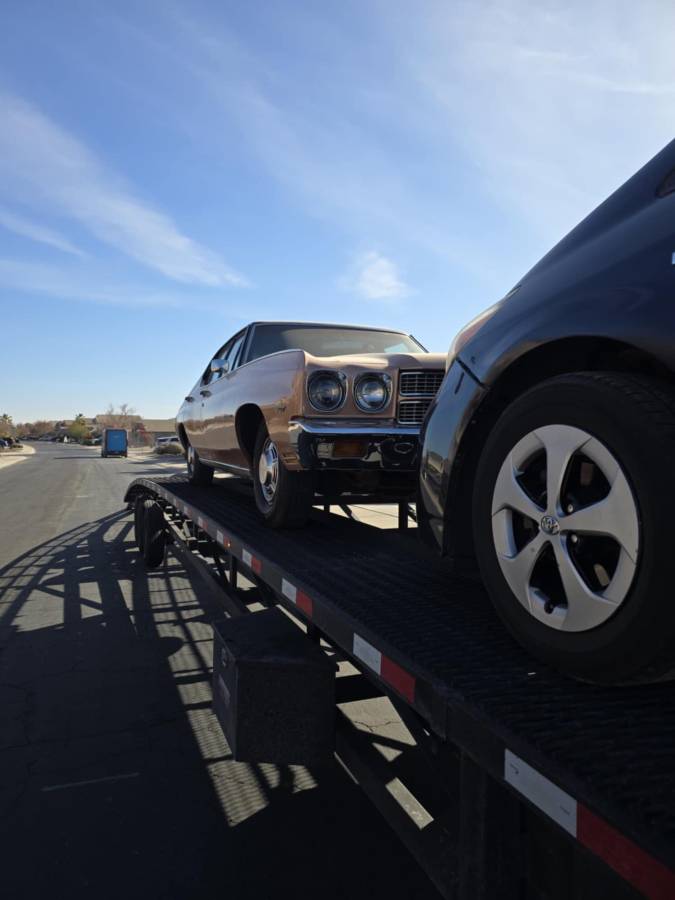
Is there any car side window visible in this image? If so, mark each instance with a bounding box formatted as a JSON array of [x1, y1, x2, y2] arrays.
[[225, 332, 245, 371], [203, 341, 229, 385], [202, 331, 246, 385]]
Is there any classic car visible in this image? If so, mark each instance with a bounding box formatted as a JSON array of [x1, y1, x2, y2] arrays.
[[419, 137, 675, 683], [176, 321, 445, 527]]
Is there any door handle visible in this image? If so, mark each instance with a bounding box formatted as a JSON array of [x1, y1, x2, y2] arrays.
[[185, 395, 194, 402], [200, 389, 211, 398]]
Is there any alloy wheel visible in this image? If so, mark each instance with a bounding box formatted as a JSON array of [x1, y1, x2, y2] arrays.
[[491, 424, 639, 632]]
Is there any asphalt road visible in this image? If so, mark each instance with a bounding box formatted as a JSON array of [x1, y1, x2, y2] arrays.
[[0, 442, 437, 900]]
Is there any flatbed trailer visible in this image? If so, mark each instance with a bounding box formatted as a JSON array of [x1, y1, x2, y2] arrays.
[[125, 475, 675, 900]]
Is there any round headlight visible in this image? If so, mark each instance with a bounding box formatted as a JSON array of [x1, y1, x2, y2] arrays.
[[307, 371, 345, 411], [354, 374, 390, 412]]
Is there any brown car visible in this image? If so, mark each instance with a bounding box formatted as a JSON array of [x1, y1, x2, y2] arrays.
[[176, 322, 445, 527]]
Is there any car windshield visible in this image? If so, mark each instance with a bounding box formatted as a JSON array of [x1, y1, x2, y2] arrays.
[[247, 324, 425, 361]]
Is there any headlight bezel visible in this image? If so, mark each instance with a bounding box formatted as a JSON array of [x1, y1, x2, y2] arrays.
[[353, 372, 392, 413], [306, 370, 347, 413]]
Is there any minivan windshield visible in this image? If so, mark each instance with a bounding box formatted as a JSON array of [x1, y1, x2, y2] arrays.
[[246, 324, 425, 362]]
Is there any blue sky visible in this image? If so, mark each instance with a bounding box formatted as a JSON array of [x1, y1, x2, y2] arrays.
[[1, 1, 674, 421]]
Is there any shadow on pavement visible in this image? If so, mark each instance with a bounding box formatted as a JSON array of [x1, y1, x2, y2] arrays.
[[0, 511, 437, 899]]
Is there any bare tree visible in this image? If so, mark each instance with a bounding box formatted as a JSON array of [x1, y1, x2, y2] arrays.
[[28, 420, 55, 438], [0, 413, 14, 438], [102, 403, 137, 431]]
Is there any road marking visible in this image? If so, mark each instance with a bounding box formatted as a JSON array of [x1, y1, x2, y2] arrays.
[[42, 772, 140, 792]]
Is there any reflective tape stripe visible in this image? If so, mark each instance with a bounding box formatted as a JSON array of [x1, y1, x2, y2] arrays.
[[242, 549, 261, 574], [281, 579, 313, 617], [353, 634, 382, 674], [381, 656, 416, 702], [216, 530, 230, 548], [296, 590, 313, 616], [578, 806, 675, 900], [505, 751, 675, 898], [504, 750, 577, 836], [281, 579, 297, 602]]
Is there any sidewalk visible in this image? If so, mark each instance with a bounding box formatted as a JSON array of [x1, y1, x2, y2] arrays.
[[0, 444, 36, 471]]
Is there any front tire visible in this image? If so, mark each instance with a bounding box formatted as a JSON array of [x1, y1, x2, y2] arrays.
[[252, 422, 314, 527], [473, 372, 675, 683], [186, 443, 214, 486]]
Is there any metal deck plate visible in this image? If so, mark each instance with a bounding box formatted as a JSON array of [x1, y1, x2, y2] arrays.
[[126, 475, 675, 876]]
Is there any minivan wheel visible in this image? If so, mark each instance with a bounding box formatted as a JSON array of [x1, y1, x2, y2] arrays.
[[252, 422, 314, 527], [186, 443, 214, 486], [473, 372, 675, 683]]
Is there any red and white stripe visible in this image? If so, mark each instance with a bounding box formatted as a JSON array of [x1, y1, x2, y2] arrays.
[[352, 633, 416, 703], [281, 578, 314, 617], [242, 548, 262, 575], [505, 750, 675, 900]]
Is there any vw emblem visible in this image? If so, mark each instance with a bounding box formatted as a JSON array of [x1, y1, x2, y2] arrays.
[[540, 515, 560, 535]]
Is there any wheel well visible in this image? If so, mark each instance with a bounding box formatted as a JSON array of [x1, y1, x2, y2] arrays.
[[448, 337, 673, 564], [177, 424, 188, 451], [235, 404, 265, 465]]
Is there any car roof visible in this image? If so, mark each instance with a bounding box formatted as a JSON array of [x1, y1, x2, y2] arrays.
[[246, 321, 410, 335]]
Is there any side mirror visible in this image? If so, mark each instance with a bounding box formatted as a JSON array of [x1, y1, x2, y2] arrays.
[[210, 358, 230, 375]]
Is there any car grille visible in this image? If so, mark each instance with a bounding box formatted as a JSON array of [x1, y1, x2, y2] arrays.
[[399, 370, 445, 397], [397, 369, 444, 426]]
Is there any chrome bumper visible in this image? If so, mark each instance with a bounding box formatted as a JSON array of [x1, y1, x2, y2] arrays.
[[289, 418, 419, 438], [288, 418, 420, 471]]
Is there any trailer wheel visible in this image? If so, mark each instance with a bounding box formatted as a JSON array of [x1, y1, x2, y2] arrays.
[[134, 495, 147, 554], [143, 499, 166, 568], [473, 372, 675, 683], [252, 421, 314, 528]]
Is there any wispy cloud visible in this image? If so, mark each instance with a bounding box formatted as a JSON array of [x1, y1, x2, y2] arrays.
[[342, 251, 410, 301], [0, 206, 85, 257], [0, 92, 248, 287], [406, 1, 675, 241], [0, 258, 230, 310], [126, 8, 484, 274]]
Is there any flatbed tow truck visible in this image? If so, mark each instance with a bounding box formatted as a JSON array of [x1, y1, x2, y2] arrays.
[[125, 474, 675, 900]]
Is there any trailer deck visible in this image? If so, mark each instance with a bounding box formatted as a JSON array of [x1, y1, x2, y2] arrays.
[[125, 474, 675, 900]]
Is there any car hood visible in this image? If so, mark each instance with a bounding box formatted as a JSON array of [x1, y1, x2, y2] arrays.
[[303, 351, 446, 369]]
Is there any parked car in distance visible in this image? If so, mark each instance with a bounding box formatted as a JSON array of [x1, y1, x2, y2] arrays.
[[176, 321, 445, 527], [155, 435, 180, 447], [101, 428, 128, 458], [419, 138, 675, 684]]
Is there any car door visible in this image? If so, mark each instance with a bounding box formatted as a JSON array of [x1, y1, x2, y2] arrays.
[[184, 346, 225, 454], [199, 329, 247, 466]]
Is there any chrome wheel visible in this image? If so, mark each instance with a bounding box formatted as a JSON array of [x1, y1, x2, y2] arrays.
[[258, 437, 279, 505], [187, 445, 195, 476], [491, 424, 639, 632]]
